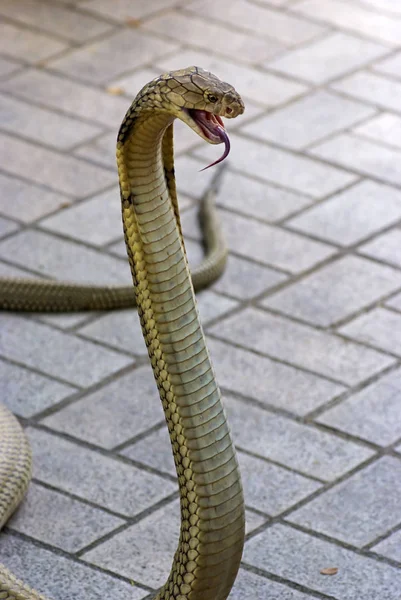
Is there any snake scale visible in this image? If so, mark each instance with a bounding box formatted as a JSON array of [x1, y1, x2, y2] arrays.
[[0, 67, 246, 600]]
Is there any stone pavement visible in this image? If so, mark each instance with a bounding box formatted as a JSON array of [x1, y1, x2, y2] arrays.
[[1, 0, 401, 598]]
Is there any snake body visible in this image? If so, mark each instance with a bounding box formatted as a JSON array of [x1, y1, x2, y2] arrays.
[[0, 67, 246, 600]]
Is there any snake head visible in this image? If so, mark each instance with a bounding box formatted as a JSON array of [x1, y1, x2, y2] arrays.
[[157, 66, 245, 170]]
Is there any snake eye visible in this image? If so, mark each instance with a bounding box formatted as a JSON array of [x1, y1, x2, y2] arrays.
[[207, 94, 218, 103]]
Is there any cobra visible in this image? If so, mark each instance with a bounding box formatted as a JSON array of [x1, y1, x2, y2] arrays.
[[0, 66, 246, 600]]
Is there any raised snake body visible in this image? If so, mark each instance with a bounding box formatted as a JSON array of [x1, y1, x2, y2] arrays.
[[0, 67, 246, 600]]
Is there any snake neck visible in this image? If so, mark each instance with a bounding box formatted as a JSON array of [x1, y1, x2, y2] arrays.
[[117, 112, 245, 600]]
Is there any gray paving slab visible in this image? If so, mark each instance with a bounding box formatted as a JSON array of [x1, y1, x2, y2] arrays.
[[209, 307, 394, 385], [373, 530, 401, 562], [40, 186, 122, 246], [0, 216, 18, 238], [218, 210, 336, 273], [194, 133, 357, 198], [121, 426, 176, 475], [0, 314, 133, 387], [317, 367, 401, 446], [266, 32, 387, 84], [0, 22, 67, 63], [50, 30, 179, 85], [386, 291, 401, 312], [207, 338, 346, 415], [288, 457, 401, 547], [358, 0, 401, 14], [156, 50, 308, 108], [360, 229, 401, 269], [8, 482, 124, 552], [333, 71, 401, 114], [353, 113, 401, 150], [187, 0, 326, 45], [0, 56, 22, 78], [28, 428, 176, 516], [292, 0, 401, 45], [0, 93, 102, 150], [79, 310, 149, 356], [339, 307, 401, 356], [0, 132, 115, 197], [144, 11, 282, 63], [0, 0, 114, 43], [0, 230, 131, 284], [244, 524, 401, 600], [374, 50, 401, 79], [0, 535, 146, 600], [81, 0, 181, 20], [286, 180, 401, 246], [0, 358, 75, 418], [74, 132, 118, 168], [42, 365, 165, 449], [263, 256, 401, 327], [212, 255, 288, 300], [0, 69, 129, 127], [215, 171, 314, 222], [310, 133, 401, 187], [230, 569, 317, 600], [242, 90, 375, 150], [224, 395, 373, 480]]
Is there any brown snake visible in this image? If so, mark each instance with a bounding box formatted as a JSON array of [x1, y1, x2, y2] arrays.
[[0, 67, 246, 600]]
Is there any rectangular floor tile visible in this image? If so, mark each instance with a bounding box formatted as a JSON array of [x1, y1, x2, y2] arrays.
[[386, 291, 401, 312], [40, 186, 122, 246], [187, 0, 326, 45], [209, 307, 394, 385], [218, 210, 335, 273], [9, 482, 124, 552], [242, 90, 375, 150], [0, 22, 67, 63], [1, 69, 129, 127], [79, 309, 148, 356], [0, 56, 22, 78], [208, 338, 345, 415], [0, 132, 115, 197], [289, 457, 401, 546], [374, 50, 401, 79], [310, 133, 401, 187], [0, 358, 75, 418], [317, 367, 401, 445], [81, 0, 180, 20], [360, 229, 401, 269], [0, 0, 114, 43], [215, 171, 313, 222], [42, 365, 164, 449], [28, 428, 176, 516], [50, 29, 179, 84], [286, 180, 401, 246], [333, 71, 401, 113], [339, 307, 401, 355], [373, 530, 401, 562], [358, 0, 401, 14], [195, 134, 356, 198], [144, 11, 282, 63], [293, 0, 401, 45], [244, 524, 401, 600], [0, 535, 146, 600], [266, 32, 387, 84], [0, 315, 132, 387], [354, 113, 401, 150], [156, 50, 308, 108], [0, 93, 102, 150], [224, 395, 373, 480], [0, 230, 131, 284], [74, 132, 118, 168], [230, 569, 317, 600], [263, 256, 401, 327]]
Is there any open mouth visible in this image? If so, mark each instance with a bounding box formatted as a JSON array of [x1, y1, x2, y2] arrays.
[[187, 109, 230, 171]]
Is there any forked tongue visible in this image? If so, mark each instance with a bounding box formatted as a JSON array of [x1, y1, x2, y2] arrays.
[[200, 127, 230, 171], [192, 110, 230, 171]]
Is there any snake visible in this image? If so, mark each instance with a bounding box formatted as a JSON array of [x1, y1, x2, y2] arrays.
[[0, 67, 246, 600]]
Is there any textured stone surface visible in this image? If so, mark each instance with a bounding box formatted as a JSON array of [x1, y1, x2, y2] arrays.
[[387, 292, 401, 312], [0, 22, 67, 62], [317, 368, 401, 445], [286, 180, 401, 246], [288, 457, 401, 547], [28, 428, 176, 516], [373, 530, 401, 562], [0, 535, 146, 600], [9, 482, 124, 552], [243, 90, 375, 150], [263, 256, 401, 326], [244, 524, 401, 600], [224, 395, 373, 481], [360, 229, 401, 269], [267, 32, 387, 83], [210, 307, 394, 385], [339, 307, 401, 356], [0, 359, 75, 417], [354, 113, 401, 150], [333, 71, 401, 113], [0, 315, 133, 387]]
